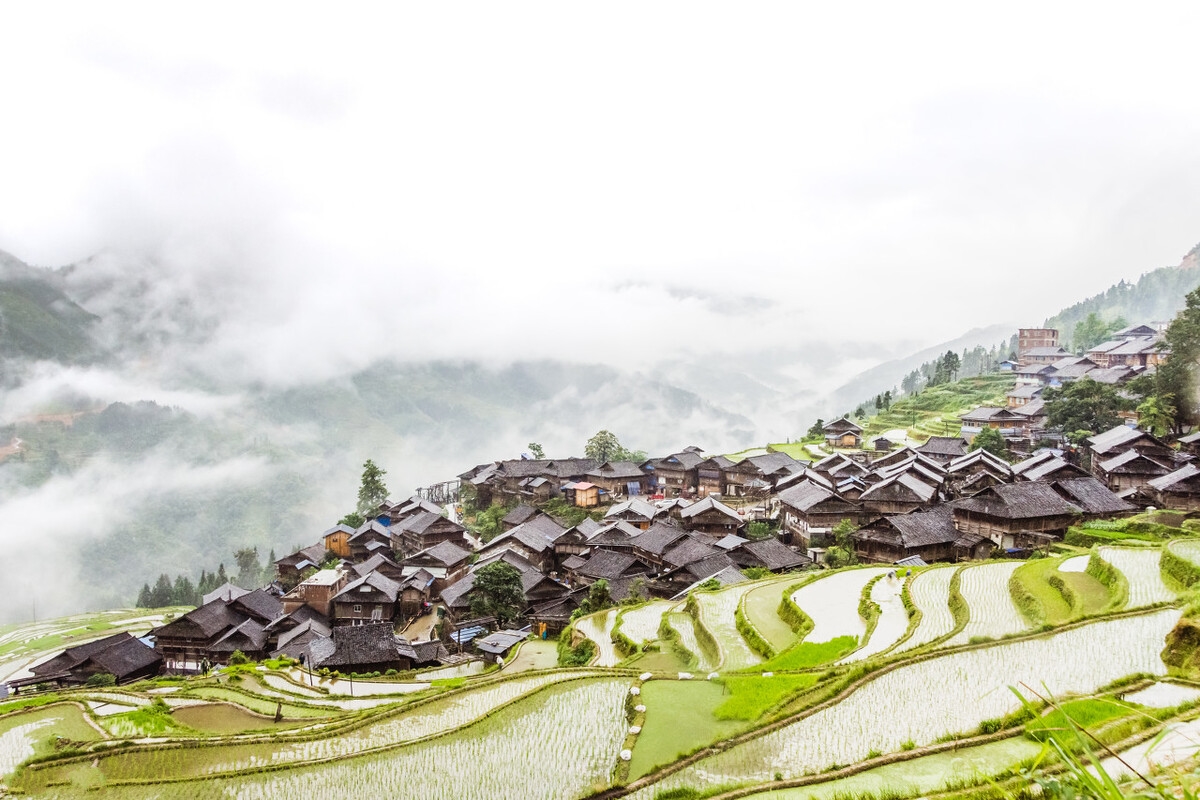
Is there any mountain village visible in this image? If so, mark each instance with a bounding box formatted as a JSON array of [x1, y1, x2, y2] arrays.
[[11, 322, 1200, 691]]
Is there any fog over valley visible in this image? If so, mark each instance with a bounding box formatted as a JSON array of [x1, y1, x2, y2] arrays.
[[3, 3, 1200, 622]]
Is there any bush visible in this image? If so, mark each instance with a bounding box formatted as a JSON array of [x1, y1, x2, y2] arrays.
[[84, 673, 116, 688], [228, 649, 251, 666]]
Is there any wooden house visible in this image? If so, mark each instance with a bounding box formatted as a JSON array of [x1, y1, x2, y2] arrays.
[[777, 481, 867, 546], [1087, 426, 1174, 476], [679, 496, 744, 535], [275, 543, 328, 587], [641, 451, 705, 496], [915, 437, 968, 464], [390, 511, 469, 557], [322, 524, 354, 559], [586, 461, 649, 496], [629, 521, 689, 570], [859, 473, 938, 515], [960, 407, 1024, 438], [1147, 464, 1200, 511], [282, 568, 351, 617], [565, 481, 600, 508], [28, 633, 163, 687], [402, 540, 473, 592], [397, 570, 436, 618], [1177, 431, 1200, 457], [352, 552, 406, 583], [348, 520, 394, 562], [1093, 450, 1174, 493], [604, 497, 662, 529], [152, 593, 282, 672], [823, 418, 863, 449], [307, 623, 417, 673], [501, 504, 539, 531], [695, 456, 734, 497], [574, 550, 652, 587], [729, 538, 811, 572], [951, 483, 1081, 547], [474, 514, 566, 573], [1020, 345, 1071, 365], [1050, 477, 1136, 521], [208, 619, 271, 663], [853, 506, 960, 564], [943, 449, 1013, 497], [330, 572, 401, 626]]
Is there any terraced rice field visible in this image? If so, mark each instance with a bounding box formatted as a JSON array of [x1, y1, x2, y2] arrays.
[[26, 679, 630, 800], [26, 672, 602, 784], [668, 612, 715, 672], [617, 601, 673, 646], [1, 704, 100, 779], [840, 574, 908, 663], [695, 585, 763, 670], [790, 568, 890, 644], [945, 562, 1028, 646], [741, 578, 804, 653], [1098, 546, 1176, 608], [892, 567, 956, 654], [577, 609, 620, 667], [630, 609, 1181, 796], [1169, 539, 1200, 566], [1059, 555, 1089, 572]]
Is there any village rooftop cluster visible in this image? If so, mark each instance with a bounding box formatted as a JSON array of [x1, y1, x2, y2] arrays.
[[14, 323, 1200, 690]]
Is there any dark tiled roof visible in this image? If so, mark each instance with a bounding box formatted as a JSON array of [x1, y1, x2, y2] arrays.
[[777, 480, 842, 512], [84, 637, 162, 678], [209, 619, 268, 653], [203, 582, 250, 606], [414, 540, 473, 566], [31, 632, 135, 677], [954, 483, 1080, 520], [1087, 425, 1154, 455], [1148, 463, 1200, 492], [1052, 477, 1136, 515], [740, 538, 809, 570], [662, 537, 721, 569], [502, 504, 539, 527], [578, 550, 648, 581], [680, 552, 739, 581], [155, 600, 247, 640], [882, 506, 958, 548], [309, 623, 408, 669], [230, 589, 285, 623], [633, 521, 689, 556], [916, 437, 968, 457], [353, 552, 403, 578], [333, 572, 401, 603], [588, 461, 646, 480], [680, 496, 741, 521]]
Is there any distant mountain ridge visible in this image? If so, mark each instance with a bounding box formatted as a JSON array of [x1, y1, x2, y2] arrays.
[[0, 250, 100, 367]]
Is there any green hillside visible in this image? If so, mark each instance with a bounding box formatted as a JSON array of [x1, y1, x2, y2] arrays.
[[1044, 251, 1200, 348], [859, 374, 1014, 442], [0, 251, 99, 364]]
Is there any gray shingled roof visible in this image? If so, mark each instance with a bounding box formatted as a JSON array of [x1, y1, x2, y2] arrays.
[[632, 521, 689, 556], [954, 482, 1081, 519], [1148, 463, 1200, 492], [680, 496, 741, 521], [916, 437, 968, 457], [662, 537, 721, 569], [740, 538, 809, 570], [1052, 477, 1136, 515]]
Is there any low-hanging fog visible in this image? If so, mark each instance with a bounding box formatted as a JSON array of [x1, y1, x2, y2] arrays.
[[2, 3, 1200, 622]]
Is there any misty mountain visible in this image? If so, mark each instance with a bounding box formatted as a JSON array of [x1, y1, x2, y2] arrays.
[[1044, 246, 1200, 346], [0, 250, 100, 367]]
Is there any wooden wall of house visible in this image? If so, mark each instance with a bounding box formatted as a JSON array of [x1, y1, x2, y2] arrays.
[[1157, 492, 1200, 512], [324, 532, 351, 559]]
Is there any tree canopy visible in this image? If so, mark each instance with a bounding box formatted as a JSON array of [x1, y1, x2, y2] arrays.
[[584, 430, 646, 463], [469, 561, 525, 626], [970, 427, 1008, 459], [1042, 377, 1131, 439], [355, 459, 390, 517]]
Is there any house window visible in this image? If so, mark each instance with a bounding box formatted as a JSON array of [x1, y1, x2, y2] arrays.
[[353, 604, 362, 613]]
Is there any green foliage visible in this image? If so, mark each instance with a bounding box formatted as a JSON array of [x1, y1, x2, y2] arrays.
[[712, 674, 818, 720], [469, 562, 526, 626], [740, 567, 772, 580], [745, 521, 774, 541], [1024, 697, 1134, 741], [757, 636, 856, 671], [84, 672, 117, 687], [1043, 378, 1133, 438], [527, 442, 545, 459], [734, 603, 775, 660], [556, 629, 596, 666], [355, 458, 389, 517], [469, 502, 510, 543], [1071, 312, 1127, 354], [1162, 544, 1200, 589], [970, 426, 1008, 458], [806, 418, 826, 439], [227, 650, 251, 666], [577, 579, 614, 617], [1085, 549, 1128, 611], [583, 429, 646, 464]]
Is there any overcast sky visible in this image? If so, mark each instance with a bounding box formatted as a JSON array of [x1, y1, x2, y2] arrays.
[[2, 2, 1199, 378]]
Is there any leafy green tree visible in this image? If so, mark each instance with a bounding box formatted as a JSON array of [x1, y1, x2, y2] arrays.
[[942, 350, 961, 382], [825, 519, 859, 568], [355, 459, 390, 516], [901, 370, 921, 395], [1153, 286, 1200, 433], [883, 390, 892, 410], [1071, 312, 1127, 353], [262, 549, 277, 586], [528, 442, 546, 459], [970, 427, 1008, 458], [746, 521, 774, 541], [234, 547, 262, 589], [339, 511, 365, 528], [577, 579, 614, 616], [136, 583, 152, 608], [1137, 394, 1176, 438], [469, 562, 526, 626], [1043, 377, 1132, 438], [583, 430, 646, 463], [171, 575, 197, 606], [806, 419, 825, 439], [150, 574, 173, 607]]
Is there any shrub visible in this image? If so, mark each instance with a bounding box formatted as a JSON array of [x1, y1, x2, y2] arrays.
[[84, 673, 116, 688], [228, 649, 251, 666]]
